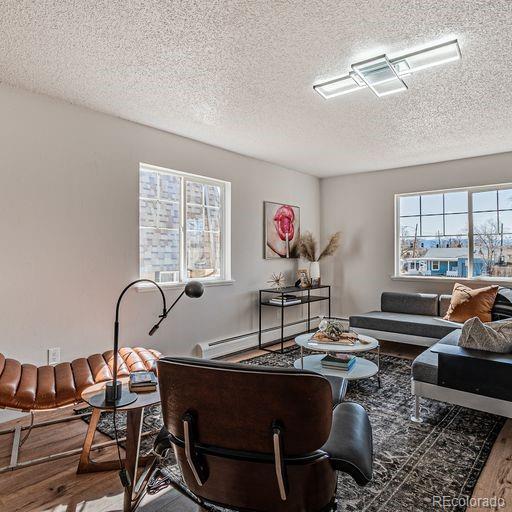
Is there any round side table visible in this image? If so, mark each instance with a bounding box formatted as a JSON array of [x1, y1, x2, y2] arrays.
[[78, 379, 161, 512], [294, 332, 381, 386]]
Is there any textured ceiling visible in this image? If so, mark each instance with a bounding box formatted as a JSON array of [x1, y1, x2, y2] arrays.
[[1, 1, 511, 177]]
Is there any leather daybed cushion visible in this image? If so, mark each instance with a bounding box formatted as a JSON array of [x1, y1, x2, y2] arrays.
[[349, 311, 462, 340], [0, 347, 161, 411], [411, 330, 460, 385]]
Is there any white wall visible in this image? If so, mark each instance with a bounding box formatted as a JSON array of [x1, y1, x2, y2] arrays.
[[0, 84, 320, 365], [4, 80, 510, 368], [320, 153, 512, 317]]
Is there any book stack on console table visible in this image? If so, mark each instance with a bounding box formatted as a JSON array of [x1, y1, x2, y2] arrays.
[[321, 354, 356, 371], [129, 371, 157, 392], [269, 294, 301, 306]]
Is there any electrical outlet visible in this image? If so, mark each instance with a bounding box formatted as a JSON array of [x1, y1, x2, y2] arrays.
[[48, 347, 60, 366]]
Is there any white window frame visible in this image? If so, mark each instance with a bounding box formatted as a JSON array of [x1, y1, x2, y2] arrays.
[[138, 162, 232, 290], [431, 261, 440, 271], [394, 182, 512, 283]]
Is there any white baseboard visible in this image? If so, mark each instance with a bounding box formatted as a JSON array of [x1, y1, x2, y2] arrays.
[[197, 317, 320, 359]]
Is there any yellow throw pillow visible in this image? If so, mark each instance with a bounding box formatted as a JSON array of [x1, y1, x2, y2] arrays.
[[443, 283, 499, 323]]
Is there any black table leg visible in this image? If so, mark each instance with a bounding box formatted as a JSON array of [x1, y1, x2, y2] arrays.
[[307, 289, 311, 332], [258, 290, 262, 349], [280, 293, 284, 352]]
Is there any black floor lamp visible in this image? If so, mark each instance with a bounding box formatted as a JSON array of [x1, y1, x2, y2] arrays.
[[88, 279, 204, 408]]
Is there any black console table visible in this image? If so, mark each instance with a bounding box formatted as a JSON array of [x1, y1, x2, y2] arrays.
[[258, 285, 331, 354]]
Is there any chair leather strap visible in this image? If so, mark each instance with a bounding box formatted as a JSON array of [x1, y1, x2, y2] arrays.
[[272, 421, 288, 501], [166, 431, 326, 465], [182, 412, 208, 486]]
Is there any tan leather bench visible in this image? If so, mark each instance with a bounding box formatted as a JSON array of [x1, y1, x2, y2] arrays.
[[0, 347, 162, 472]]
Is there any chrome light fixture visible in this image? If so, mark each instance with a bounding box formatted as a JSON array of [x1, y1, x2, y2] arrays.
[[352, 55, 408, 97], [314, 39, 461, 99]]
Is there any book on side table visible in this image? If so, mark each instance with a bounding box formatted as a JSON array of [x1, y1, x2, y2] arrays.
[[321, 354, 356, 371], [129, 371, 157, 392], [269, 294, 302, 306]]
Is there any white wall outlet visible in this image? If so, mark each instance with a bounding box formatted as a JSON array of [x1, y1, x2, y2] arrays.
[[47, 347, 61, 366]]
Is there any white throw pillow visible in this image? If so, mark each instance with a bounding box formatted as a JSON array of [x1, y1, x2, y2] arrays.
[[458, 317, 512, 353]]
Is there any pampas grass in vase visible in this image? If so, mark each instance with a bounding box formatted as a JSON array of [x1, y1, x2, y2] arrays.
[[298, 232, 341, 284]]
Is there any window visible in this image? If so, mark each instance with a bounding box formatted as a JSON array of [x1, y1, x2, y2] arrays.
[[473, 188, 512, 278], [139, 163, 231, 285], [396, 184, 512, 280]]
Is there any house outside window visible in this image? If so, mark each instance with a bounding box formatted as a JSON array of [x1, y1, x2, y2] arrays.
[[139, 163, 231, 285], [396, 184, 512, 280]]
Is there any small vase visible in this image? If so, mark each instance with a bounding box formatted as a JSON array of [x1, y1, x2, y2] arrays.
[[309, 261, 320, 284]]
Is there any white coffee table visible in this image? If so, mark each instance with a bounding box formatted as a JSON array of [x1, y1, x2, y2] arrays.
[[294, 332, 381, 386]]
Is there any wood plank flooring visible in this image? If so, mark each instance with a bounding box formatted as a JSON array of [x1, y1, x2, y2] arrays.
[[469, 419, 512, 511], [0, 341, 509, 511]]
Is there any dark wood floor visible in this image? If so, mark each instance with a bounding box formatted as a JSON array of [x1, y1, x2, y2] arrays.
[[0, 341, 509, 511]]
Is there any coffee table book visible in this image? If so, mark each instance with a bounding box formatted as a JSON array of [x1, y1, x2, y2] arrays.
[[321, 354, 356, 370]]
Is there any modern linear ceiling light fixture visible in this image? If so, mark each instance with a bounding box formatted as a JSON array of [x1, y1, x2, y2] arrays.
[[314, 39, 461, 99]]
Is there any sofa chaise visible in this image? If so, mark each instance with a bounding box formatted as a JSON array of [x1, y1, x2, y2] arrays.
[[350, 288, 512, 421], [349, 291, 463, 347]]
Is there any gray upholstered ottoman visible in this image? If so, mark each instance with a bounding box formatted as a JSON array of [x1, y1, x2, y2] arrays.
[[411, 329, 512, 421], [411, 330, 460, 386]]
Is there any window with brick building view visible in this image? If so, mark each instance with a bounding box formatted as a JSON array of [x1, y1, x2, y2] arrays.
[[397, 185, 512, 279], [139, 164, 230, 284]]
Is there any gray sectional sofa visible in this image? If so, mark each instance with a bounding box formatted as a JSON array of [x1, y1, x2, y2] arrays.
[[350, 288, 512, 420], [349, 292, 462, 347]]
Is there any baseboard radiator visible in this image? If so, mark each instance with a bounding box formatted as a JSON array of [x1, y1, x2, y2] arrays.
[[197, 317, 321, 359]]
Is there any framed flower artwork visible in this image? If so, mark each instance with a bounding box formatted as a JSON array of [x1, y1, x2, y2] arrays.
[[264, 201, 300, 259]]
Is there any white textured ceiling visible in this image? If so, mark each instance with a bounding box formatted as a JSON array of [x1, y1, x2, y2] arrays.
[[1, 1, 511, 177]]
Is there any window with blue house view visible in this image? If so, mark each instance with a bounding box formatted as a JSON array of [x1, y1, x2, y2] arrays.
[[397, 184, 512, 280]]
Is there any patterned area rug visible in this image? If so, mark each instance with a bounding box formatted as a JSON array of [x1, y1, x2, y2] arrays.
[[81, 349, 504, 511]]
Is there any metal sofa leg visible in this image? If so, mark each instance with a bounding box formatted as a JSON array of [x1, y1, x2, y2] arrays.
[[411, 395, 423, 423]]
